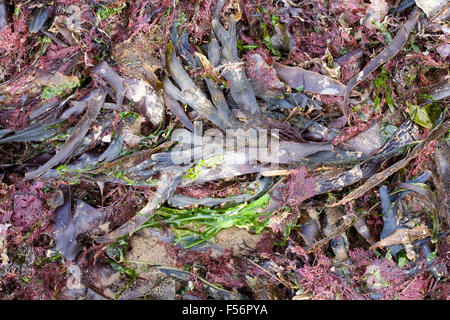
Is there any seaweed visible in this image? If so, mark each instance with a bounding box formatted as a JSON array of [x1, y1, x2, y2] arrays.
[[0, 120, 65, 144], [24, 88, 107, 180], [54, 185, 80, 261], [0, 0, 6, 30], [330, 111, 448, 207], [96, 167, 189, 243], [164, 41, 232, 129], [342, 10, 420, 122], [0, 0, 448, 301], [273, 63, 346, 96], [211, 15, 263, 120], [139, 192, 271, 249]]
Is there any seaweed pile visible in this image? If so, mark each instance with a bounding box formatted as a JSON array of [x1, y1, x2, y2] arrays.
[[0, 0, 448, 300]]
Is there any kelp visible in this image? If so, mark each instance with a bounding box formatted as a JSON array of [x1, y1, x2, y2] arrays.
[[92, 61, 124, 109], [54, 185, 81, 261], [370, 225, 432, 250], [98, 132, 123, 163], [311, 117, 417, 194], [96, 167, 189, 243], [342, 10, 420, 122], [277, 141, 333, 163], [0, 129, 10, 139], [152, 140, 332, 184], [201, 37, 240, 128], [73, 200, 115, 238], [0, 119, 65, 143], [416, 0, 450, 18], [61, 94, 92, 119], [171, 24, 198, 68], [371, 170, 435, 256], [72, 113, 114, 158], [93, 61, 165, 127], [422, 77, 450, 102], [380, 172, 430, 255], [163, 92, 194, 131], [163, 41, 232, 130], [258, 115, 423, 220], [24, 89, 106, 180], [388, 0, 416, 15], [298, 218, 320, 246], [39, 151, 99, 178], [273, 63, 346, 96], [29, 100, 60, 121], [163, 13, 333, 149], [266, 92, 322, 111], [361, 118, 416, 178], [28, 7, 48, 33], [314, 165, 366, 195], [93, 140, 175, 174], [211, 15, 264, 120], [0, 0, 6, 30], [330, 111, 448, 207], [39, 150, 160, 188]]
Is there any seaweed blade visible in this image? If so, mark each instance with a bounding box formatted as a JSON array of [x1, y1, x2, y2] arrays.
[[342, 10, 420, 122], [24, 89, 107, 180]]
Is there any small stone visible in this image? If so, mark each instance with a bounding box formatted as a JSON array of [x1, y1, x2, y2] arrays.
[[46, 188, 65, 209]]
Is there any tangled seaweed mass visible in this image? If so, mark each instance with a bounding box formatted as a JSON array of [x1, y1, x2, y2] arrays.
[[0, 0, 449, 300]]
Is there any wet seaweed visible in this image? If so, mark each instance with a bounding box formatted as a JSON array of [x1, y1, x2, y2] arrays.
[[24, 88, 107, 180], [1, 0, 448, 301]]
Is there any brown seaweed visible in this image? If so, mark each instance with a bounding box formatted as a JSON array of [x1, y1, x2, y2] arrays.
[[54, 186, 81, 261], [164, 41, 230, 129], [330, 116, 449, 207], [92, 62, 124, 109], [273, 63, 346, 96], [370, 225, 431, 250], [24, 89, 106, 180], [28, 7, 48, 33], [202, 38, 240, 128], [96, 167, 189, 242], [0, 0, 7, 30], [298, 218, 320, 246], [0, 120, 64, 144], [423, 77, 450, 102], [313, 117, 417, 195], [342, 10, 420, 121], [211, 15, 263, 119], [163, 92, 194, 131]]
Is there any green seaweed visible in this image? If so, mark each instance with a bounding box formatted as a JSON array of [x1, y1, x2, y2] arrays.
[[237, 42, 259, 51], [374, 68, 396, 114], [183, 154, 225, 181], [96, 4, 126, 21], [41, 78, 80, 101], [259, 20, 282, 57], [373, 20, 393, 44], [138, 193, 272, 248], [406, 102, 442, 130]]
